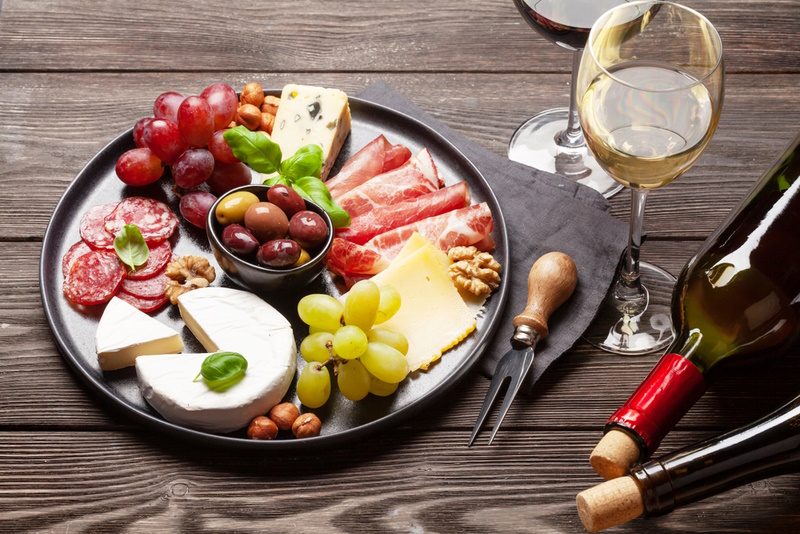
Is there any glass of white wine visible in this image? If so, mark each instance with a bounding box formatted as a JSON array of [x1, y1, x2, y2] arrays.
[[576, 1, 724, 354]]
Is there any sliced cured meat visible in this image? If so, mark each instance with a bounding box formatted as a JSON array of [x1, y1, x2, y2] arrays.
[[382, 144, 412, 173], [61, 240, 93, 277], [120, 267, 169, 300], [365, 203, 494, 261], [325, 238, 390, 277], [104, 197, 178, 244], [79, 203, 119, 250], [126, 241, 172, 280], [473, 234, 496, 252], [334, 149, 440, 218], [335, 182, 471, 245], [63, 250, 126, 306], [116, 290, 169, 313]]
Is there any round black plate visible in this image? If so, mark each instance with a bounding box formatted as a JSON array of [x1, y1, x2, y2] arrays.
[[40, 96, 509, 450]]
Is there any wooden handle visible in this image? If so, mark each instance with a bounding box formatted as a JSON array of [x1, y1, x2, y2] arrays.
[[512, 252, 577, 340]]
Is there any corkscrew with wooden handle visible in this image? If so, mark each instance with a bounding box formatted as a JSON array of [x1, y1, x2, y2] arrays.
[[468, 251, 577, 446]]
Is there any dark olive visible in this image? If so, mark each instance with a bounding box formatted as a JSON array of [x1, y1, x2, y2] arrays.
[[288, 210, 328, 250], [256, 239, 301, 268], [267, 184, 306, 218], [221, 224, 259, 255], [244, 202, 289, 243]]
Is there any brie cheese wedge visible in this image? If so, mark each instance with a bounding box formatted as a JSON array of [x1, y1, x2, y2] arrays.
[[135, 288, 296, 433], [95, 296, 183, 371]]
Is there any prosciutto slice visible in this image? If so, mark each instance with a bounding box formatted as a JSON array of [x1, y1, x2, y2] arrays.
[[325, 135, 411, 198], [335, 149, 440, 218], [365, 202, 494, 261], [335, 182, 471, 245], [325, 238, 390, 277]]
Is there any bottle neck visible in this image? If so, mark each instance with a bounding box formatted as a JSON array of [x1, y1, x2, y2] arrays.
[[631, 395, 800, 516], [605, 351, 706, 458]]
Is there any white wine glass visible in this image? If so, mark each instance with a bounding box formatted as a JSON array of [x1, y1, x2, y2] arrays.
[[577, 1, 724, 354]]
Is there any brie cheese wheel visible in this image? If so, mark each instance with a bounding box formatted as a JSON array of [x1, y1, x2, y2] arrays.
[[95, 296, 183, 371], [135, 288, 296, 433]]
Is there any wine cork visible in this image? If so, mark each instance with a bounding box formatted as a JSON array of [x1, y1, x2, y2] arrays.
[[576, 476, 644, 532], [590, 429, 641, 480]]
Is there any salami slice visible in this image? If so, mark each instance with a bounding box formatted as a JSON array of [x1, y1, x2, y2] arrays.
[[104, 197, 178, 243], [120, 267, 169, 300], [126, 240, 172, 280], [61, 240, 93, 277], [63, 251, 126, 306], [79, 203, 119, 250], [116, 290, 168, 313]]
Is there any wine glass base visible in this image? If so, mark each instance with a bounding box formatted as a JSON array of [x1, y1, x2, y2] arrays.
[[583, 262, 676, 356], [508, 108, 623, 198]]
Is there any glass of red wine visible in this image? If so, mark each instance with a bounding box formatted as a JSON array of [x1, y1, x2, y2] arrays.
[[509, 0, 632, 197]]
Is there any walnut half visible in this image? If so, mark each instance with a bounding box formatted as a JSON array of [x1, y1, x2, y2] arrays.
[[164, 255, 216, 305], [447, 246, 501, 297]]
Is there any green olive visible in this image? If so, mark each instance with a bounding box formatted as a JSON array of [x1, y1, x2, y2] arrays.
[[215, 191, 260, 226], [292, 248, 312, 268]]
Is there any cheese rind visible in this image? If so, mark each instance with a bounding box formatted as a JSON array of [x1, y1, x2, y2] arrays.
[[270, 84, 351, 180], [95, 297, 183, 371], [135, 288, 296, 433]]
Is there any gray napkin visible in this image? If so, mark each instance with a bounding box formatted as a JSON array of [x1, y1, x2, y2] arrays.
[[358, 82, 628, 392]]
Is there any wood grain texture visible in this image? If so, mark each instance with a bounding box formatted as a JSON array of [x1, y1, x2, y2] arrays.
[[0, 1, 797, 73], [0, 431, 798, 533], [1, 72, 799, 240]]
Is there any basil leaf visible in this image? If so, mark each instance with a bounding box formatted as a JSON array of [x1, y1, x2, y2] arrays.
[[280, 144, 323, 180], [264, 174, 292, 187], [223, 126, 282, 174], [193, 351, 248, 391], [113, 224, 150, 271], [778, 174, 790, 192], [292, 176, 351, 228]]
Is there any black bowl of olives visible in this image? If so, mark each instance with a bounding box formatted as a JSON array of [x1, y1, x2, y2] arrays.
[[206, 184, 334, 293]]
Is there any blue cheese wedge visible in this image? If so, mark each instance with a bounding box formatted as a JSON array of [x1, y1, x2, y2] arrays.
[[95, 297, 183, 371], [271, 84, 351, 180], [135, 288, 296, 433]]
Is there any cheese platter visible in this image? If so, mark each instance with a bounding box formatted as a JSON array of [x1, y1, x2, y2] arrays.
[[40, 85, 509, 449]]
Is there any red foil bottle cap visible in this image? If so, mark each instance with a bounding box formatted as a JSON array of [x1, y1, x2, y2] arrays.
[[606, 353, 706, 455]]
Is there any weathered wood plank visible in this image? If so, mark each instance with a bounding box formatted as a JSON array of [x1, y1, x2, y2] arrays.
[[0, 1, 796, 74], [0, 72, 798, 241], [0, 430, 796, 533], [5, 240, 798, 434]]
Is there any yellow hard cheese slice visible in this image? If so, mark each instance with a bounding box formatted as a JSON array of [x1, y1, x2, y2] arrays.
[[371, 242, 476, 372]]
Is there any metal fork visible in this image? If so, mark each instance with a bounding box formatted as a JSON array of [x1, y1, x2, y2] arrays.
[[468, 252, 577, 446]]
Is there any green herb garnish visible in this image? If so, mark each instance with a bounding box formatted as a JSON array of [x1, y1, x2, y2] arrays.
[[193, 351, 248, 391], [222, 126, 350, 228], [113, 224, 149, 271]]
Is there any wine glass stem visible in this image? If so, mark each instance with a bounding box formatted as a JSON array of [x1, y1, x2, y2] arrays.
[[615, 188, 649, 312], [555, 49, 585, 149]]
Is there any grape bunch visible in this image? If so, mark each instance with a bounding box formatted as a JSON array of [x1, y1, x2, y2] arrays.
[[115, 83, 260, 230], [295, 280, 409, 408]]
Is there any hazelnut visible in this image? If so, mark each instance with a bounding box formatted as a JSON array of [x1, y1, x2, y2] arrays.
[[247, 416, 278, 440], [261, 95, 280, 116], [292, 413, 322, 439], [268, 402, 300, 431], [241, 82, 264, 107], [259, 112, 275, 134], [236, 104, 262, 130]]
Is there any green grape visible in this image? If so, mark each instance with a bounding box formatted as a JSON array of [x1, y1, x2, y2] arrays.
[[336, 359, 371, 401], [332, 325, 368, 360], [309, 324, 338, 335], [296, 362, 331, 408], [360, 342, 409, 384], [375, 285, 401, 324], [369, 374, 399, 397], [367, 328, 409, 355], [297, 294, 344, 332], [344, 280, 380, 332], [300, 332, 335, 363]]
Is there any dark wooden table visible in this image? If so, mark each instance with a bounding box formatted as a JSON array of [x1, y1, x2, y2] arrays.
[[1, 1, 798, 531]]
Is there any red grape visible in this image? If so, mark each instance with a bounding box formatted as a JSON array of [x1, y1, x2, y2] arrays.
[[133, 118, 152, 149], [179, 190, 217, 229], [153, 92, 185, 123], [201, 83, 238, 130], [115, 148, 164, 186], [207, 161, 252, 195], [177, 96, 214, 148], [208, 129, 239, 164], [172, 149, 215, 189], [142, 118, 187, 165]]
